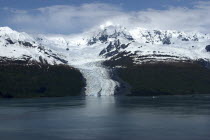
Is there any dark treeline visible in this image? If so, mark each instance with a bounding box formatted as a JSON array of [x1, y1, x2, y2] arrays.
[[0, 64, 85, 98]]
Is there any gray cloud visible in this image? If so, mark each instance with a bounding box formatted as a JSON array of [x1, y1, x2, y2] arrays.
[[3, 1, 210, 34], [2, 7, 27, 14], [5, 3, 123, 34]]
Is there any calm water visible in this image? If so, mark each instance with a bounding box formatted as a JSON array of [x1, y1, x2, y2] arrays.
[[0, 95, 210, 140]]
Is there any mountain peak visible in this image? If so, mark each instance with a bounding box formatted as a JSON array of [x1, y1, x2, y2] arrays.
[[99, 21, 115, 29], [0, 26, 15, 33]]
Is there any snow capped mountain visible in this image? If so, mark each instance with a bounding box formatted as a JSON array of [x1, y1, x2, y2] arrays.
[[2, 25, 210, 65], [86, 25, 210, 65], [0, 27, 67, 65], [1, 25, 210, 96]]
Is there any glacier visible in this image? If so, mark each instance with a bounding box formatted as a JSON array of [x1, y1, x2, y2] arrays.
[[34, 32, 120, 96], [1, 24, 210, 96]]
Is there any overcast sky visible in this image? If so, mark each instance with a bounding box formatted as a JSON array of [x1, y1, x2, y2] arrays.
[[0, 0, 210, 34]]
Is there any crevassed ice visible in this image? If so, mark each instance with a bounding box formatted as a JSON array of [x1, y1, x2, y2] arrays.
[[62, 44, 119, 96], [76, 62, 118, 96], [35, 32, 119, 96]]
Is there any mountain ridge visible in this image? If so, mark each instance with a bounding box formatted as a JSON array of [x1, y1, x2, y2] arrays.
[[1, 25, 210, 96], [1, 25, 210, 65]]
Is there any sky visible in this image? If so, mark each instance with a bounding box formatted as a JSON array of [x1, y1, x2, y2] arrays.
[[0, 0, 210, 34]]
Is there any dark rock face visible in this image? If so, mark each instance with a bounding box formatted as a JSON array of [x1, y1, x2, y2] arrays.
[[107, 42, 115, 52], [51, 55, 68, 64], [121, 44, 129, 49], [88, 37, 97, 45], [88, 29, 134, 45], [6, 38, 15, 44], [99, 35, 108, 42], [0, 56, 32, 65], [206, 45, 210, 52], [154, 30, 161, 35], [103, 52, 134, 68], [37, 46, 68, 64], [18, 41, 34, 48], [193, 38, 199, 41], [162, 37, 171, 45], [182, 38, 189, 41], [99, 39, 130, 57]]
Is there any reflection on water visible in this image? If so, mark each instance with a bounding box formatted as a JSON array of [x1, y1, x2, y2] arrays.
[[0, 95, 210, 140]]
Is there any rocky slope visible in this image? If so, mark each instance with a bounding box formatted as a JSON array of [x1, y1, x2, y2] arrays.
[[1, 25, 210, 97]]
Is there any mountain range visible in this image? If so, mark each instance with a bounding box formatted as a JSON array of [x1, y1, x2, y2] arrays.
[[1, 25, 210, 97]]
